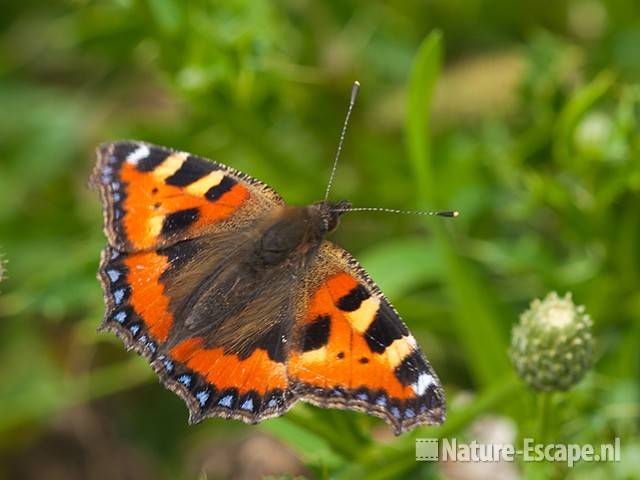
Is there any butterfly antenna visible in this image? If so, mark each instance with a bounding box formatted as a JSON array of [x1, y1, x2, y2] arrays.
[[324, 81, 360, 202], [334, 206, 459, 218]]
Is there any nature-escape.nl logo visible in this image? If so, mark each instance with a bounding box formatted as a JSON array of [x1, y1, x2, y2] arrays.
[[416, 437, 621, 468]]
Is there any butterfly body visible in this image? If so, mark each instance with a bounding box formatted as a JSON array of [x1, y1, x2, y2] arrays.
[[249, 201, 347, 268], [93, 140, 445, 434]]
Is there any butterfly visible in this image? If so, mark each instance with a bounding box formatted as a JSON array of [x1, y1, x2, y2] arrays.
[[92, 89, 446, 435]]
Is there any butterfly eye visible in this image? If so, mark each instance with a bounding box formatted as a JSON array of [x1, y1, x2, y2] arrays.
[[325, 200, 350, 233]]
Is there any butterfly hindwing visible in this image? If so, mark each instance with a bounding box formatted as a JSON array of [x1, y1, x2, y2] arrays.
[[98, 233, 300, 425], [97, 245, 164, 361], [91, 141, 284, 251], [158, 335, 294, 425], [289, 242, 445, 434]]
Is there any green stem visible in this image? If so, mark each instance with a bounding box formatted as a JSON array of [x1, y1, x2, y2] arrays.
[[538, 391, 553, 444]]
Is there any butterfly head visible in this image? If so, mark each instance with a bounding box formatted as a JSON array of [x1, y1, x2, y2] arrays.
[[314, 199, 352, 234]]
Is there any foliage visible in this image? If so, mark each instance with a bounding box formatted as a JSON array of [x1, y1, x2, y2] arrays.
[[1, 1, 639, 478]]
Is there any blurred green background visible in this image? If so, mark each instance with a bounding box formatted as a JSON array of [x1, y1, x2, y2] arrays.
[[1, 1, 639, 479]]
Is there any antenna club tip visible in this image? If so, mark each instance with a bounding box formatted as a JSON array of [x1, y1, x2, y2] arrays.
[[435, 210, 459, 218], [350, 82, 361, 103]]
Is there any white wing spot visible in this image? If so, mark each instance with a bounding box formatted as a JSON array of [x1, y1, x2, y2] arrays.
[[412, 373, 436, 396], [126, 145, 150, 165]]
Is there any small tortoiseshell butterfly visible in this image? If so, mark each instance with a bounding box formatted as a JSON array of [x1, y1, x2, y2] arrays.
[[92, 86, 446, 434]]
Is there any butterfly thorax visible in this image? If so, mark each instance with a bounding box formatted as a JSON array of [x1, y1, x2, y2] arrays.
[[254, 200, 350, 268]]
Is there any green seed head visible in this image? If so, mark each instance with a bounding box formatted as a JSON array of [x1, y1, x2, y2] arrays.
[[509, 292, 594, 392]]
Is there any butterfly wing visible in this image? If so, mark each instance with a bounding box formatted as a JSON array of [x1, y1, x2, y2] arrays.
[[289, 241, 445, 434], [91, 141, 284, 251], [98, 238, 300, 425], [95, 142, 295, 424]]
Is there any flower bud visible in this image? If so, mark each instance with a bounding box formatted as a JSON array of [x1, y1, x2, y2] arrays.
[[509, 292, 594, 391]]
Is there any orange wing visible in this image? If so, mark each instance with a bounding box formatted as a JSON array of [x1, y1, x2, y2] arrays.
[[289, 242, 445, 434], [94, 142, 294, 424], [162, 335, 293, 425], [98, 238, 297, 426], [91, 141, 284, 251]]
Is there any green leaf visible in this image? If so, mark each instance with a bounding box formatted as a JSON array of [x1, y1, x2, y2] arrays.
[[261, 414, 343, 469], [146, 0, 184, 34], [406, 30, 442, 199], [404, 31, 510, 388], [358, 238, 442, 299]]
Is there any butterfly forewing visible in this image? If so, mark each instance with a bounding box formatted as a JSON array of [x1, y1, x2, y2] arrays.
[[92, 141, 283, 251]]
